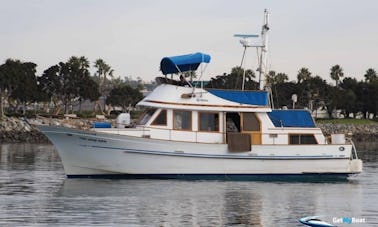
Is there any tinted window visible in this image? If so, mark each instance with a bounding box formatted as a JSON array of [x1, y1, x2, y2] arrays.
[[301, 134, 317, 144], [290, 134, 317, 144], [173, 110, 191, 130], [289, 135, 300, 144], [137, 108, 156, 125], [199, 112, 219, 132], [151, 110, 167, 126], [243, 113, 260, 131]]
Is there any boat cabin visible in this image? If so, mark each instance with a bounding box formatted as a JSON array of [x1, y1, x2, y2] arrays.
[[94, 52, 326, 149], [133, 83, 325, 149]]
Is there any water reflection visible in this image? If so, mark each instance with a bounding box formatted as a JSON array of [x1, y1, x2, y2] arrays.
[[56, 179, 366, 226], [0, 144, 377, 226]]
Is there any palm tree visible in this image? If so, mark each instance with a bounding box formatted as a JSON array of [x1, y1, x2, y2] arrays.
[[297, 68, 311, 83], [94, 59, 114, 93], [68, 56, 90, 69], [364, 68, 377, 83], [93, 59, 114, 114], [330, 64, 344, 86], [266, 70, 276, 85]]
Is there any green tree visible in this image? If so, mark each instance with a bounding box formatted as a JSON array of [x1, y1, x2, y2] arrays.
[[39, 56, 97, 114], [68, 56, 100, 112], [94, 59, 114, 113], [364, 81, 378, 118], [324, 85, 342, 118], [106, 84, 143, 111], [0, 59, 21, 116], [207, 66, 258, 90], [38, 65, 61, 114], [330, 64, 344, 86], [340, 77, 359, 117], [297, 67, 312, 83], [10, 62, 39, 114], [275, 73, 289, 84], [297, 76, 329, 110], [274, 82, 298, 108], [267, 71, 288, 85], [266, 70, 276, 85], [364, 68, 377, 83], [0, 59, 40, 116]]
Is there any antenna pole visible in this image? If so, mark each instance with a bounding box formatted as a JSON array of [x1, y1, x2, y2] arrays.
[[258, 9, 269, 90], [241, 46, 247, 91]]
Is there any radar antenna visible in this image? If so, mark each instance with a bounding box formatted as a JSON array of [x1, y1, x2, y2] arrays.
[[234, 9, 270, 91]]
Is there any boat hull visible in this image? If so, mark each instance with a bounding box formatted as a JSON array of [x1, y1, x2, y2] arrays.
[[38, 126, 362, 180]]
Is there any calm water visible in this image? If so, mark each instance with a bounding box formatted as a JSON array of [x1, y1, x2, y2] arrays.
[[0, 144, 377, 226]]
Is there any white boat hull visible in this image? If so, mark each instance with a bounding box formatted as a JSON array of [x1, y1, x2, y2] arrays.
[[38, 126, 362, 180]]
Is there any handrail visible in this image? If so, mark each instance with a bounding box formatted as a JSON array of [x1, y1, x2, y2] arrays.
[[347, 138, 358, 159]]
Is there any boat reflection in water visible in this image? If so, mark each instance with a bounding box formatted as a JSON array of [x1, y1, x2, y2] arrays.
[[58, 178, 363, 226]]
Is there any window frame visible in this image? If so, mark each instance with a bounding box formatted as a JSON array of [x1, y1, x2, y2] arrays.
[[198, 111, 220, 132], [242, 112, 261, 132], [151, 109, 167, 126], [173, 110, 192, 131], [289, 134, 318, 145], [136, 108, 157, 125]]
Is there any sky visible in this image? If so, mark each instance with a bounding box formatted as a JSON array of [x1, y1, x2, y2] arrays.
[[1, 0, 378, 83]]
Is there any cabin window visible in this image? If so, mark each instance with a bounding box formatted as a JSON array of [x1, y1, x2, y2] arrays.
[[289, 134, 318, 144], [137, 108, 156, 125], [242, 113, 260, 131], [173, 110, 191, 130], [151, 110, 167, 126], [199, 112, 219, 132]]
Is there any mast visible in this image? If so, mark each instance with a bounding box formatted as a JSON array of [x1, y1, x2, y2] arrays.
[[234, 9, 270, 91], [258, 9, 269, 90]]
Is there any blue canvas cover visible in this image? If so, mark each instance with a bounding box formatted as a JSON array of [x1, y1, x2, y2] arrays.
[[267, 110, 315, 127], [160, 52, 211, 75], [207, 89, 269, 106]]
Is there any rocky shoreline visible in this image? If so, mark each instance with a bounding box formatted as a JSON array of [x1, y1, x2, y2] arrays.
[[317, 123, 378, 151], [1, 117, 377, 150], [0, 117, 96, 144]]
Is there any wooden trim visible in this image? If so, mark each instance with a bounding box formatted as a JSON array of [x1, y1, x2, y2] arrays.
[[241, 112, 262, 145]]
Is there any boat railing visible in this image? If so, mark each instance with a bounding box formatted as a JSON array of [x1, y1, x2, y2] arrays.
[[347, 138, 359, 159]]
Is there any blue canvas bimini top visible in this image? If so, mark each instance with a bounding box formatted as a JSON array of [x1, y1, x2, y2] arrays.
[[267, 110, 315, 127], [207, 89, 269, 106], [160, 52, 211, 75]]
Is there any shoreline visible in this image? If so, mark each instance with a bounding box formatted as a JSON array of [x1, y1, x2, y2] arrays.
[[1, 117, 377, 151]]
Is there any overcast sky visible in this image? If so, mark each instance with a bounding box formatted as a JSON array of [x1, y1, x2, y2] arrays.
[[2, 0, 378, 83]]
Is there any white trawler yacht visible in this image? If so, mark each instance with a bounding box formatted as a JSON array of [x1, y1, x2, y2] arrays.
[[38, 10, 362, 180]]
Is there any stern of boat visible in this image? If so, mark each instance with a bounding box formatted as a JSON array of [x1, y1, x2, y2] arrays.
[[349, 159, 363, 174]]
